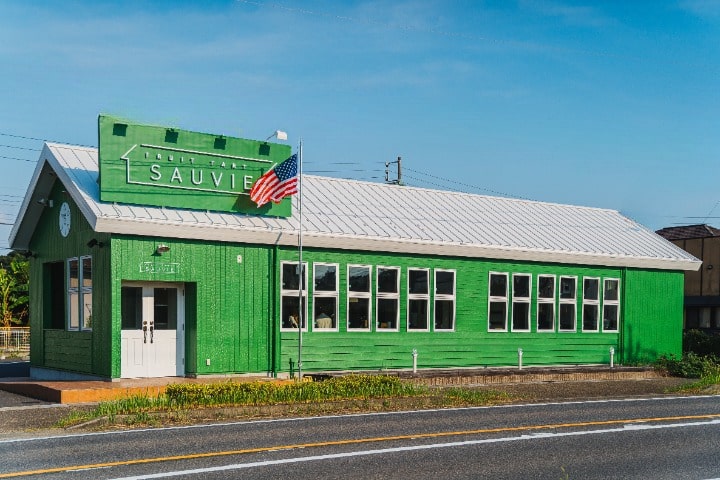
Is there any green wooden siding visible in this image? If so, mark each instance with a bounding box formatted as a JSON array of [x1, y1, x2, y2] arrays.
[[277, 248, 681, 373], [109, 236, 274, 377], [621, 269, 684, 363], [28, 180, 111, 377]]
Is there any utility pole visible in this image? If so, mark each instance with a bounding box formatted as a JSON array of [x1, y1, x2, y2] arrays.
[[385, 156, 403, 185]]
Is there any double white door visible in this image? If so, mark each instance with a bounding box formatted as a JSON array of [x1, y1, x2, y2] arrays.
[[120, 282, 184, 378]]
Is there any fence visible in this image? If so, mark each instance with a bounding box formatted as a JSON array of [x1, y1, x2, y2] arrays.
[[0, 327, 30, 355]]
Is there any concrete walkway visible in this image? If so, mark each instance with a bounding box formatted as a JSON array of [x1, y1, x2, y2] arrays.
[[0, 365, 663, 405]]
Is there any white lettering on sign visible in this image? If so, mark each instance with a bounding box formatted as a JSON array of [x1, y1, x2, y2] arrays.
[[139, 262, 180, 274]]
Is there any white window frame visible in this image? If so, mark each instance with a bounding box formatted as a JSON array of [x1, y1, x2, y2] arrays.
[[511, 273, 531, 332], [376, 266, 400, 332], [603, 278, 621, 333], [488, 272, 508, 332], [434, 269, 456, 332], [347, 264, 372, 332], [559, 275, 577, 332], [536, 274, 556, 332], [312, 263, 339, 332], [582, 277, 600, 332], [67, 256, 92, 331], [407, 268, 430, 332], [280, 261, 308, 332]]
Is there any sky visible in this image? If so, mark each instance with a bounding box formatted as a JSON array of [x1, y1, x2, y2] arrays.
[[0, 0, 718, 253]]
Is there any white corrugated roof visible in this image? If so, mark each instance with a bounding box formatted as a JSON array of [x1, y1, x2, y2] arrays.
[[9, 142, 701, 271]]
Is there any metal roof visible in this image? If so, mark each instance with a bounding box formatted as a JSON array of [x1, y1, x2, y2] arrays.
[[9, 142, 701, 271], [656, 224, 720, 241]]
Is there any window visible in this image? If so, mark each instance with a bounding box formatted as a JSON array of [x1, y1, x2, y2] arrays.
[[347, 265, 371, 331], [376, 267, 399, 331], [408, 268, 429, 331], [582, 277, 600, 332], [434, 269, 456, 331], [67, 256, 92, 331], [280, 261, 307, 331], [537, 275, 555, 332], [559, 276, 577, 331], [603, 278, 620, 332], [488, 272, 508, 331], [313, 263, 338, 331], [512, 274, 531, 331]]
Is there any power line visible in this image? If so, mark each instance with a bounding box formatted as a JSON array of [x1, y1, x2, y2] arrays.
[[404, 168, 528, 199], [0, 143, 40, 152], [0, 132, 45, 142], [0, 155, 36, 163]]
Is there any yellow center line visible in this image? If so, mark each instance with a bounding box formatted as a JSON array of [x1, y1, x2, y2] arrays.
[[3, 413, 720, 478]]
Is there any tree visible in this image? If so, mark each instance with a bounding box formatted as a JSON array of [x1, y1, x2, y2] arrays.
[[0, 253, 29, 328]]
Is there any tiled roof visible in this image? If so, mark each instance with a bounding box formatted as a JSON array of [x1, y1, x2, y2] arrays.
[[9, 143, 701, 271], [656, 224, 720, 241]]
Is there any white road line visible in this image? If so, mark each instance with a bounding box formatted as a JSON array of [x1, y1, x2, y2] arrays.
[[109, 418, 720, 480]]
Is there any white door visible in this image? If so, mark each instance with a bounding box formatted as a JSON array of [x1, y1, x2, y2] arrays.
[[121, 283, 185, 378]]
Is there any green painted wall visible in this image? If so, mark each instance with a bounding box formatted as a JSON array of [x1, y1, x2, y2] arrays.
[[277, 248, 683, 373], [621, 269, 684, 363], [109, 236, 274, 377], [28, 181, 111, 376]]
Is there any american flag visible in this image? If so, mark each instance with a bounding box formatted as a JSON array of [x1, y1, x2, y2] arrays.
[[250, 154, 298, 207]]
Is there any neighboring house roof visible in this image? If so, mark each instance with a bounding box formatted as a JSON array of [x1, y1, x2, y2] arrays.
[[656, 224, 720, 241], [10, 142, 701, 271]]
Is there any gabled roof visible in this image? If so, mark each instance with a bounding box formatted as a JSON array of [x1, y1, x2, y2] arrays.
[[656, 224, 720, 241], [10, 142, 701, 271]]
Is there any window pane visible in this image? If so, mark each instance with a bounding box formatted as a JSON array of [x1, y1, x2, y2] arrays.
[[560, 277, 576, 299], [435, 299, 454, 330], [583, 278, 599, 300], [409, 269, 428, 294], [314, 264, 337, 292], [435, 271, 454, 295], [537, 303, 554, 330], [488, 301, 506, 330], [154, 288, 177, 330], [121, 286, 142, 330], [378, 268, 398, 293], [603, 304, 619, 331], [489, 274, 507, 297], [282, 263, 304, 290], [68, 291, 79, 329], [538, 276, 554, 298], [559, 303, 575, 330], [348, 297, 370, 329], [604, 280, 619, 301], [513, 275, 530, 298], [314, 297, 336, 329], [348, 266, 370, 293], [377, 298, 398, 329], [512, 302, 530, 330], [583, 304, 599, 331], [409, 299, 428, 329], [282, 295, 306, 329], [69, 259, 79, 289], [82, 291, 93, 329], [82, 257, 92, 288]]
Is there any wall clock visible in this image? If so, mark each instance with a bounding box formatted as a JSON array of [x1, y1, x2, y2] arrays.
[[59, 202, 71, 237]]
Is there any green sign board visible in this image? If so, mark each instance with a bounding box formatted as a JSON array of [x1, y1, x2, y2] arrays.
[[98, 115, 293, 216]]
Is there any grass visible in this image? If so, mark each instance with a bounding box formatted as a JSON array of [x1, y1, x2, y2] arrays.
[[56, 375, 513, 428]]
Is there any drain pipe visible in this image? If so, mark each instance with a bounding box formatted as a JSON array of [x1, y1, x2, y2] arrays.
[[412, 349, 418, 374], [518, 348, 523, 370], [609, 347, 615, 368]]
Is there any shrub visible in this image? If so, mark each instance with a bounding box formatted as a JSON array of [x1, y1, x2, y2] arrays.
[[684, 329, 720, 357], [657, 352, 720, 378]]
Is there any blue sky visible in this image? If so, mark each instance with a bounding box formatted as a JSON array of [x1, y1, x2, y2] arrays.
[[0, 0, 718, 252]]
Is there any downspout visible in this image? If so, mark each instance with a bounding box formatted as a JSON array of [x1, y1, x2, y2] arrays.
[[619, 268, 627, 364], [271, 242, 280, 377]]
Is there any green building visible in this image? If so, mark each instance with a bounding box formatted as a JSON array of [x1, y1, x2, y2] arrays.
[[9, 116, 700, 380]]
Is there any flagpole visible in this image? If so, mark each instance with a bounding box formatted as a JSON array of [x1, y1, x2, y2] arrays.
[[297, 138, 303, 381]]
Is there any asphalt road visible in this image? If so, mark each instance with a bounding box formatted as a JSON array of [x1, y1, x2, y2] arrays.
[[2, 394, 720, 479]]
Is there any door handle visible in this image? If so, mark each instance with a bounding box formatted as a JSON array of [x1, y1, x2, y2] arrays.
[[149, 324, 154, 344], [142, 324, 147, 344]]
